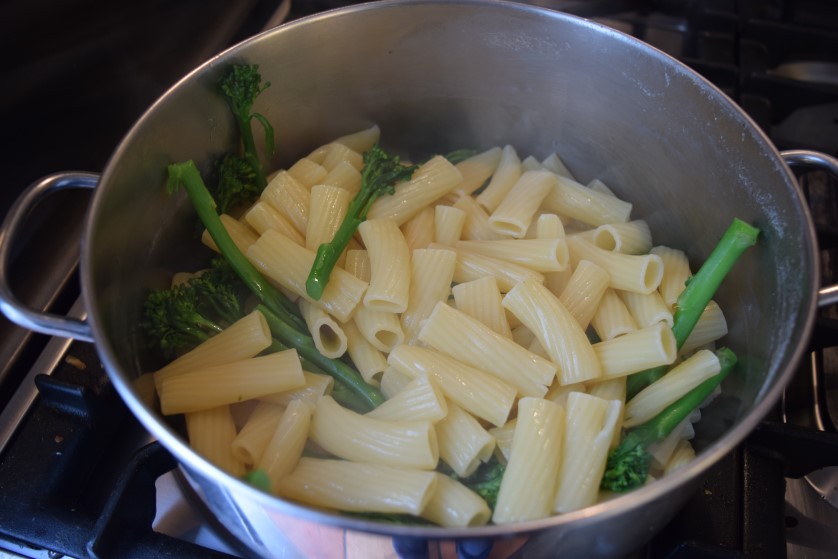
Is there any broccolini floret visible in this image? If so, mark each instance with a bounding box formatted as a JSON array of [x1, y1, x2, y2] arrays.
[[305, 144, 418, 300], [212, 152, 260, 215]]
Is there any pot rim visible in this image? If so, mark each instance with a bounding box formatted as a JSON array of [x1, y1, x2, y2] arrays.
[[82, 0, 822, 540]]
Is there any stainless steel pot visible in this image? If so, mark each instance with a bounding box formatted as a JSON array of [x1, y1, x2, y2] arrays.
[[3, 1, 838, 557]]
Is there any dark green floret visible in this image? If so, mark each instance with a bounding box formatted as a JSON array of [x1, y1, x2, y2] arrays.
[[305, 144, 418, 300], [212, 152, 261, 215]]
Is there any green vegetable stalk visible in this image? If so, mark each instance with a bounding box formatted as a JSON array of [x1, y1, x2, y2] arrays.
[[305, 145, 417, 300], [626, 218, 759, 400], [219, 63, 275, 190], [601, 346, 737, 492]]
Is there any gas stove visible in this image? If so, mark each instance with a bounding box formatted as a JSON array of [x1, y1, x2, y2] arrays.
[[1, 1, 838, 558]]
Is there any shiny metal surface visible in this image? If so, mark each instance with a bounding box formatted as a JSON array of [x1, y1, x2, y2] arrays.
[[0, 0, 832, 557]]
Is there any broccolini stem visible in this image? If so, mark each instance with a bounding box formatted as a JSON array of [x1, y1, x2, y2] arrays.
[[601, 347, 737, 492], [257, 303, 385, 411], [166, 161, 305, 333], [626, 218, 759, 400]]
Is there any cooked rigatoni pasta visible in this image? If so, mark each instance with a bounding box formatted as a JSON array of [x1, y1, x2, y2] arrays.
[[541, 152, 575, 180], [664, 439, 697, 476], [435, 401, 496, 477], [586, 376, 627, 448], [453, 194, 504, 241], [185, 405, 245, 476], [475, 145, 522, 212], [243, 200, 305, 245], [493, 397, 565, 524], [353, 305, 405, 353], [387, 344, 517, 428], [553, 393, 622, 513], [305, 184, 351, 254], [298, 299, 348, 358], [201, 213, 258, 254], [259, 370, 333, 409], [401, 205, 435, 250], [434, 205, 466, 245], [451, 276, 513, 338], [679, 301, 728, 355], [489, 418, 516, 464], [309, 395, 438, 469], [277, 458, 437, 516], [590, 288, 639, 341], [365, 374, 448, 423], [421, 473, 492, 527], [651, 245, 692, 308], [246, 229, 367, 322], [544, 381, 587, 408], [453, 146, 502, 196], [619, 289, 673, 328], [231, 401, 285, 465], [159, 349, 306, 415], [358, 218, 410, 313], [455, 237, 569, 273], [367, 156, 463, 225], [400, 248, 458, 343], [503, 278, 601, 385], [379, 365, 415, 399], [341, 319, 388, 385], [260, 170, 310, 234], [590, 220, 653, 255], [592, 322, 677, 379], [623, 349, 722, 427], [558, 259, 610, 330], [321, 160, 362, 196], [418, 301, 556, 398], [321, 142, 364, 171], [287, 157, 327, 188], [488, 170, 556, 238], [567, 235, 664, 294], [541, 174, 632, 227], [436, 241, 544, 292], [257, 399, 312, 492]]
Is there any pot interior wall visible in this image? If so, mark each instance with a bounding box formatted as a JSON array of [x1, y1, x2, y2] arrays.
[[84, 0, 815, 524]]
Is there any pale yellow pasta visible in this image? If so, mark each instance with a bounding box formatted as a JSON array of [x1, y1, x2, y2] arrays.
[[502, 278, 602, 385], [309, 395, 439, 469], [540, 152, 575, 180], [421, 474, 492, 527], [287, 157, 328, 188], [455, 237, 569, 273], [488, 170, 556, 238], [321, 142, 364, 171], [418, 301, 556, 398], [558, 259, 610, 330], [321, 160, 362, 196], [521, 155, 543, 172], [305, 184, 351, 254], [452, 194, 504, 241], [475, 145, 522, 212], [435, 242, 544, 292], [259, 370, 333, 409], [365, 373, 448, 423], [435, 401, 496, 477], [133, 372, 158, 408], [493, 397, 565, 524], [379, 366, 415, 399], [243, 200, 305, 245], [257, 400, 312, 492], [489, 418, 516, 464], [387, 344, 517, 428], [277, 458, 437, 515], [591, 288, 639, 341], [592, 322, 677, 379], [246, 229, 367, 322], [535, 212, 566, 239], [341, 319, 388, 385], [451, 276, 513, 338], [367, 156, 463, 225], [651, 245, 692, 308], [619, 289, 674, 329], [664, 439, 697, 476], [153, 310, 272, 388], [400, 248, 457, 344], [333, 124, 380, 153], [353, 306, 405, 353], [542, 175, 632, 226], [623, 349, 721, 427], [343, 249, 371, 281], [434, 205, 466, 245], [544, 381, 587, 408], [358, 218, 410, 313], [453, 146, 502, 196], [679, 301, 728, 355], [260, 170, 310, 234], [587, 178, 615, 196], [590, 220, 653, 255], [231, 401, 285, 466], [567, 235, 663, 294], [586, 376, 627, 448], [185, 405, 245, 476], [299, 299, 348, 358], [648, 416, 693, 469], [201, 213, 258, 253], [159, 350, 306, 415], [553, 393, 622, 513], [401, 206, 435, 250]]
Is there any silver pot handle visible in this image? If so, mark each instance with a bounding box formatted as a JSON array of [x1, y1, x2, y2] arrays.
[[0, 172, 98, 342], [781, 149, 838, 308]]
